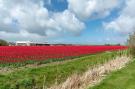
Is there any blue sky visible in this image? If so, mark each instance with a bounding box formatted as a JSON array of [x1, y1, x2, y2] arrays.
[[0, 0, 134, 45], [44, 0, 126, 44]]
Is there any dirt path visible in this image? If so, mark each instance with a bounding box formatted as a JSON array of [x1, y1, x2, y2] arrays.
[[47, 56, 131, 89]]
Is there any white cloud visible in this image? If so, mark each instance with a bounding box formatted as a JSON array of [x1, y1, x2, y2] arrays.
[[104, 0, 135, 34], [68, 0, 123, 19], [0, 31, 46, 42], [53, 10, 85, 33], [0, 0, 128, 43], [0, 0, 85, 40]]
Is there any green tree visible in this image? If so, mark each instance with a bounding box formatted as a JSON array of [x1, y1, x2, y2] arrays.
[[0, 39, 9, 46]]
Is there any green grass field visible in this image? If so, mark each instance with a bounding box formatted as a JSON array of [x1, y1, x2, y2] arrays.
[[0, 51, 125, 89], [90, 58, 135, 89]]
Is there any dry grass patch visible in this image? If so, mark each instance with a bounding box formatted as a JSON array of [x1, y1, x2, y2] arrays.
[[47, 56, 130, 89]]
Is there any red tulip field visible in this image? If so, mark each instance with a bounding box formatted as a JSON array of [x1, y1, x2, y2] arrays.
[[0, 46, 127, 63], [0, 46, 129, 89]]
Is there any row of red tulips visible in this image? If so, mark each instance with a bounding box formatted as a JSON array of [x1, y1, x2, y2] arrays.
[[0, 46, 127, 63]]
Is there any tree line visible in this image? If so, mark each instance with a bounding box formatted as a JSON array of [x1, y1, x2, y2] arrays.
[[0, 39, 9, 46]]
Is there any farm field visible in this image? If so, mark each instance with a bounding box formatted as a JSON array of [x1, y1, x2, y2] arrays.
[[0, 45, 128, 89], [0, 46, 127, 64], [0, 50, 127, 89]]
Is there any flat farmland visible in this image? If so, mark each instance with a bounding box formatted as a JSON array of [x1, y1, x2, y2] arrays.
[[0, 46, 127, 63], [0, 49, 128, 89]]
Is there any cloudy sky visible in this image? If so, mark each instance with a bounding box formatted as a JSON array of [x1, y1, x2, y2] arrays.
[[0, 0, 134, 44]]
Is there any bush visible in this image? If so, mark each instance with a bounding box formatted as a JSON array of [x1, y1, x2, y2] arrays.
[[20, 78, 36, 89], [0, 39, 8, 46], [128, 32, 135, 57]]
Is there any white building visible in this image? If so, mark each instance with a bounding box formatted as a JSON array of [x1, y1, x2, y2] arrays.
[[15, 41, 51, 46], [16, 41, 32, 46]]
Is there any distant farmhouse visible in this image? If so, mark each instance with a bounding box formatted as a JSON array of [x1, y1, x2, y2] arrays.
[[15, 41, 50, 46], [16, 41, 32, 46], [9, 41, 73, 46]]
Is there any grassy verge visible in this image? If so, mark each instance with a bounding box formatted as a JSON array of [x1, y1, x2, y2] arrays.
[[90, 55, 134, 89], [0, 50, 127, 89]]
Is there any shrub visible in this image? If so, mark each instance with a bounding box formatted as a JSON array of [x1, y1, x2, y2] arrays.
[[20, 78, 36, 89], [128, 32, 135, 57], [0, 39, 8, 46]]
